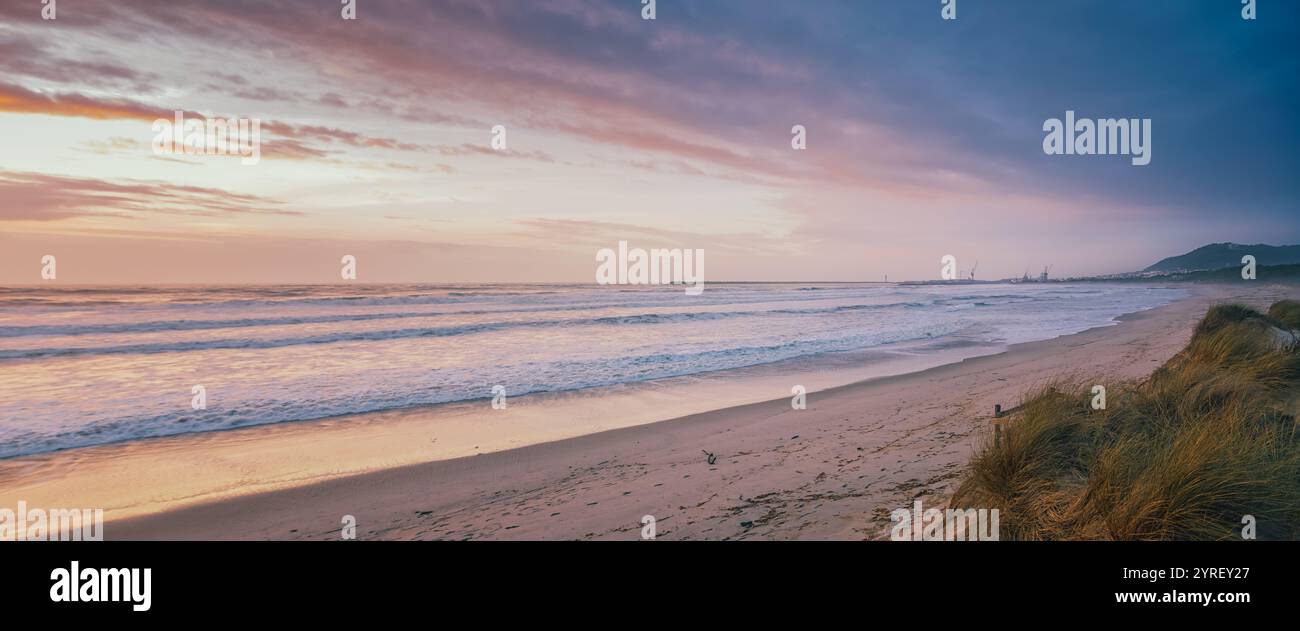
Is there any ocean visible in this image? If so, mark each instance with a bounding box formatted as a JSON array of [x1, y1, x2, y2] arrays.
[[0, 282, 1186, 458]]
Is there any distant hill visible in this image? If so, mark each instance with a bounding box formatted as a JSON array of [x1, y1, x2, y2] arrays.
[[1074, 263, 1300, 284], [1145, 243, 1300, 273], [1152, 263, 1300, 283]]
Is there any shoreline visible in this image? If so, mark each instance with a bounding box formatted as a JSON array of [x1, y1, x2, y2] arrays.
[[0, 315, 1014, 522], [0, 284, 1181, 524], [93, 282, 1293, 540]]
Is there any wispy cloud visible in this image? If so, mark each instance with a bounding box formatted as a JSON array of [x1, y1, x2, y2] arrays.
[[0, 171, 297, 221]]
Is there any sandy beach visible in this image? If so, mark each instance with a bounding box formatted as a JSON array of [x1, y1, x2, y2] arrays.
[[38, 281, 1273, 541], [1, 282, 1291, 540]]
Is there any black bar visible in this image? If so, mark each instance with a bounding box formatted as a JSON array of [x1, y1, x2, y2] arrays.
[[4, 542, 1288, 619]]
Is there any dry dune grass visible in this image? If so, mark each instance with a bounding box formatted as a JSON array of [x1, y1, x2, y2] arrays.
[[1268, 298, 1300, 329], [951, 301, 1300, 540]]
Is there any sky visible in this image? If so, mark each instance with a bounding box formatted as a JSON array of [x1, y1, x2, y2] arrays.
[[0, 0, 1296, 283]]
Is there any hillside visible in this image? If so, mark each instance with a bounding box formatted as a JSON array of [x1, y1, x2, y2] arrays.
[[1145, 243, 1300, 273]]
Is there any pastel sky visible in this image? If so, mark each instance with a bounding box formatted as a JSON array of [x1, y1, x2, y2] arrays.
[[1, 0, 1296, 283]]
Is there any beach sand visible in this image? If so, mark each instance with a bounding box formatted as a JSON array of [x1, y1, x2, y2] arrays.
[[8, 282, 1295, 540]]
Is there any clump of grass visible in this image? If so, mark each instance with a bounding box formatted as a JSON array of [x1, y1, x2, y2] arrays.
[[1269, 299, 1300, 330], [1194, 303, 1286, 337], [951, 301, 1300, 540]]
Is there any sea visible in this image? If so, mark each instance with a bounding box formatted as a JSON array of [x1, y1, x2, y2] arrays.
[[0, 282, 1186, 458]]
